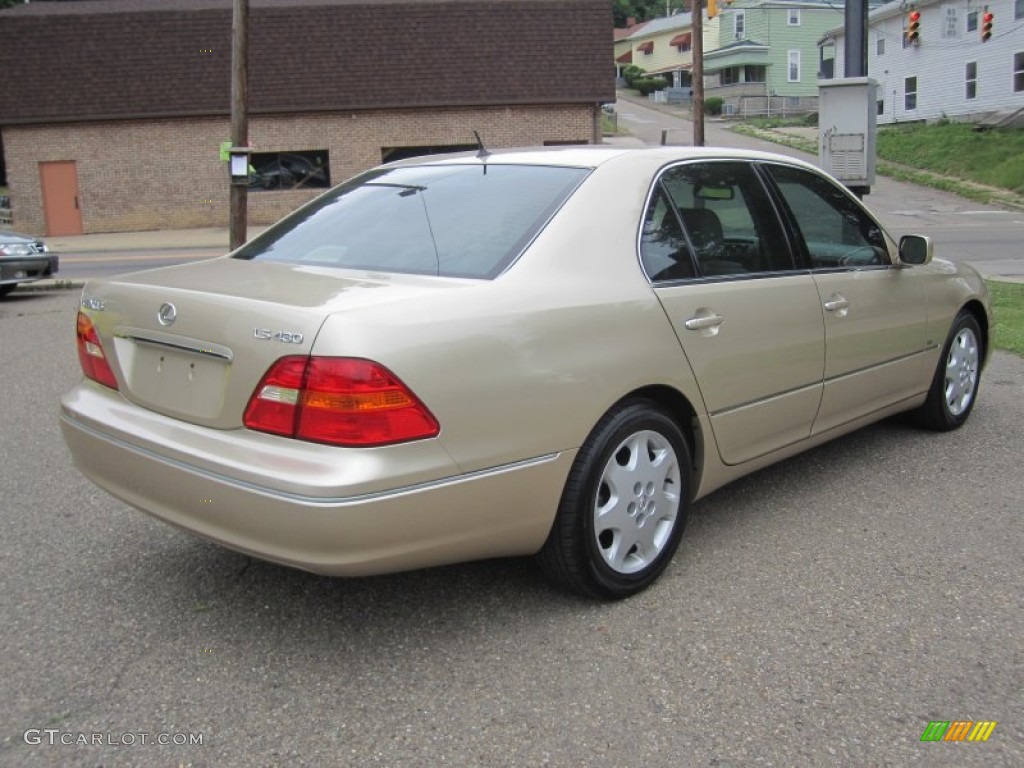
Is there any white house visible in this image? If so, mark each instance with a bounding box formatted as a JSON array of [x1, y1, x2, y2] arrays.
[[821, 0, 1024, 124]]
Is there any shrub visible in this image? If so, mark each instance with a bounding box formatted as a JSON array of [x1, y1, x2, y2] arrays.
[[704, 97, 723, 116], [802, 111, 819, 127], [622, 65, 645, 88], [635, 77, 669, 96]]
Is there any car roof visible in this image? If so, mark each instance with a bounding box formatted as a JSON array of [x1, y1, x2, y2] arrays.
[[383, 145, 823, 174]]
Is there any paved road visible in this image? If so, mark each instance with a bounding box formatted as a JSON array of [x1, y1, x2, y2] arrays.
[[614, 96, 1024, 280], [1, 292, 1021, 766], [55, 248, 226, 279]]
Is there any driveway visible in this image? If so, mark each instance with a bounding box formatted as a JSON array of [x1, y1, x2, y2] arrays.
[[1, 288, 1021, 765]]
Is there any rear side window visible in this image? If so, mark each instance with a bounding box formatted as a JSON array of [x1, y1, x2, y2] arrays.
[[644, 160, 794, 279], [234, 164, 589, 278]]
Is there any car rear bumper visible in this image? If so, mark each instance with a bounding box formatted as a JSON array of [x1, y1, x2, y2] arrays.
[[0, 254, 59, 284], [60, 383, 571, 576]]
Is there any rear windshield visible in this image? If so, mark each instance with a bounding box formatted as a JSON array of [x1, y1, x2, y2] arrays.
[[233, 163, 590, 279]]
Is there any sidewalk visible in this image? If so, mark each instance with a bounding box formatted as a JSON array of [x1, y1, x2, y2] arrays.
[[44, 226, 269, 254]]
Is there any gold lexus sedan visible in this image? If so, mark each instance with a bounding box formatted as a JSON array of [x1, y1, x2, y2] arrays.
[[60, 147, 992, 598]]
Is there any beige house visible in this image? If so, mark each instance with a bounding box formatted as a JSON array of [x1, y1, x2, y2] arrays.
[[0, 0, 612, 236], [618, 13, 699, 89]]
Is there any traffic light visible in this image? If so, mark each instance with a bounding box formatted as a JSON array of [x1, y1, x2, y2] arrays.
[[981, 10, 994, 42], [906, 10, 921, 44], [708, 0, 718, 19]]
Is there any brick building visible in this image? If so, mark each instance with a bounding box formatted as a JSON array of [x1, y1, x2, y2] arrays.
[[0, 0, 613, 235]]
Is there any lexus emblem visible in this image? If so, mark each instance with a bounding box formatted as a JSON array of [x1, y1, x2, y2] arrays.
[[157, 302, 177, 326]]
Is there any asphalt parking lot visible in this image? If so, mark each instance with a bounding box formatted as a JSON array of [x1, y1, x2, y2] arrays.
[[1, 290, 1021, 767]]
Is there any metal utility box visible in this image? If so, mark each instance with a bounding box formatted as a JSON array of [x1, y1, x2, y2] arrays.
[[818, 77, 877, 195]]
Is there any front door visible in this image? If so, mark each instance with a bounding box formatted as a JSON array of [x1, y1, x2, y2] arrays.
[[40, 161, 83, 236], [761, 162, 931, 433]]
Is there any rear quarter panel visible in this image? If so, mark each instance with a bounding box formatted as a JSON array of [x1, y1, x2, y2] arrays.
[[310, 154, 711, 475]]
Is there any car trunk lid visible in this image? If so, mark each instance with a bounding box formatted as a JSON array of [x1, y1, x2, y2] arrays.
[[80, 257, 467, 429]]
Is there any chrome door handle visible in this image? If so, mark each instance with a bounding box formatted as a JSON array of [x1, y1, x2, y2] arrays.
[[823, 296, 849, 312], [684, 313, 725, 331]]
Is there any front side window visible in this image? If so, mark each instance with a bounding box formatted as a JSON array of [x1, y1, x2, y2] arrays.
[[763, 163, 889, 269], [234, 164, 588, 279], [905, 76, 918, 110], [966, 61, 978, 100], [643, 161, 794, 280]]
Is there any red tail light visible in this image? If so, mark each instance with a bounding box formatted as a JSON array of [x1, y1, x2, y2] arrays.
[[244, 357, 440, 447], [76, 312, 119, 390]]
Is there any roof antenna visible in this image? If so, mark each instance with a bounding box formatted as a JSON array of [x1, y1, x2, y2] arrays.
[[473, 130, 491, 160]]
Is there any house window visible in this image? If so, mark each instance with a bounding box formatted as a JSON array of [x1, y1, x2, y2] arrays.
[[639, 41, 654, 56], [735, 11, 745, 40], [747, 65, 767, 82], [966, 62, 977, 100], [944, 7, 958, 37], [905, 76, 918, 110], [381, 144, 477, 163], [1015, 52, 1024, 92], [1017, 0, 1024, 20], [967, 10, 978, 32], [876, 35, 885, 56], [877, 98, 884, 115], [249, 149, 330, 191], [788, 9, 800, 26], [788, 50, 801, 82], [721, 66, 742, 85]]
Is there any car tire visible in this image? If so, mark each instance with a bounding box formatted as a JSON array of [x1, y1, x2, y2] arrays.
[[538, 399, 691, 599], [0, 284, 15, 298], [910, 311, 983, 431]]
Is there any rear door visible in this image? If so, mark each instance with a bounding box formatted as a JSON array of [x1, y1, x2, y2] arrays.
[[760, 162, 931, 434], [644, 160, 825, 466]]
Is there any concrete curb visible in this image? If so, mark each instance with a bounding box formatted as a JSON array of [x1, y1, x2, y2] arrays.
[[11, 279, 86, 294]]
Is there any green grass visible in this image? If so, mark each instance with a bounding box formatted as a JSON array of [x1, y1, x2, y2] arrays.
[[731, 123, 817, 154], [732, 120, 1024, 207], [601, 112, 626, 136], [877, 123, 1024, 196], [988, 280, 1024, 356]]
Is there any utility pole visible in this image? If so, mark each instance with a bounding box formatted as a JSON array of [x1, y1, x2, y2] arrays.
[[229, 0, 249, 251], [844, 0, 868, 77], [691, 0, 705, 146]]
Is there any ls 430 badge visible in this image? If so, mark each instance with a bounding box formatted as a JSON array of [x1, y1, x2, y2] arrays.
[[253, 328, 304, 344]]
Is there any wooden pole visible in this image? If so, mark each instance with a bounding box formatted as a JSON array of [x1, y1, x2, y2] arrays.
[[229, 0, 249, 251], [691, 0, 705, 146]]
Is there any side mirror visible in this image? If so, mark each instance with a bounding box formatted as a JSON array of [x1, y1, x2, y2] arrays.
[[898, 234, 933, 266]]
